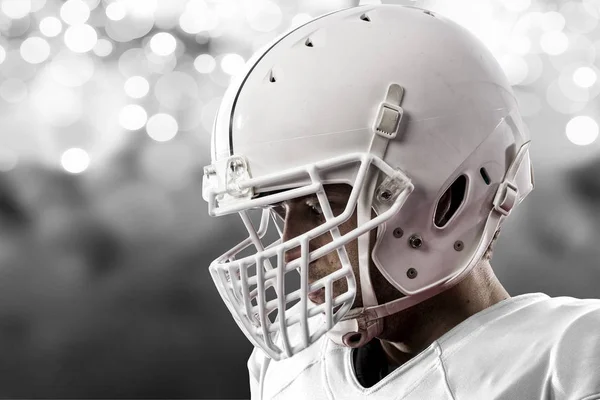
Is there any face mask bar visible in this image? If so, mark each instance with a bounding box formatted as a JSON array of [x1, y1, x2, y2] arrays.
[[206, 153, 414, 360]]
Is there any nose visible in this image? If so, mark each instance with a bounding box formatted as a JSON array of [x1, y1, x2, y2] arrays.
[[281, 205, 317, 264]]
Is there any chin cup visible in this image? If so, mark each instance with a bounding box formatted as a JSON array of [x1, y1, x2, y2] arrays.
[[325, 309, 383, 348]]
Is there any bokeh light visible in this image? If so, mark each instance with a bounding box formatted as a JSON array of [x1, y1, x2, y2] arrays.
[[93, 38, 113, 57], [541, 11, 566, 32], [39, 16, 63, 37], [508, 36, 531, 55], [291, 13, 313, 28], [31, 75, 83, 126], [31, 0, 48, 13], [501, 0, 532, 13], [49, 51, 95, 87], [573, 66, 597, 88], [1, 0, 32, 19], [146, 113, 179, 142], [179, 1, 219, 34], [246, 0, 282, 32], [64, 24, 97, 53], [119, 104, 148, 130], [220, 53, 245, 76], [106, 2, 126, 21], [566, 116, 599, 146], [540, 31, 569, 55], [124, 75, 149, 98], [61, 147, 90, 173], [500, 55, 529, 86], [60, 0, 90, 25], [20, 37, 51, 64], [150, 32, 176, 56], [194, 54, 216, 74], [560, 1, 598, 35]]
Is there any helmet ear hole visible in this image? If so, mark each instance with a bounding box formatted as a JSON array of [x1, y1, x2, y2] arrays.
[[434, 175, 467, 228]]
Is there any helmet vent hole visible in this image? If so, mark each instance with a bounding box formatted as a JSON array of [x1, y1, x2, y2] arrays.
[[480, 167, 491, 185], [434, 175, 467, 228], [360, 13, 371, 22], [305, 38, 314, 47], [423, 10, 435, 17], [269, 71, 276, 83]]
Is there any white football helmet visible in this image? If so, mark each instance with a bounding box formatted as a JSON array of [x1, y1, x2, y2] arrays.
[[203, 4, 534, 361]]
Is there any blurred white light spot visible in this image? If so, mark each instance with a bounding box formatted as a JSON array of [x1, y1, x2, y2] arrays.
[[121, 0, 157, 18], [194, 54, 216, 73], [499, 55, 529, 85], [0, 149, 18, 172], [106, 2, 126, 21], [502, 0, 531, 13], [124, 75, 149, 98], [150, 32, 176, 56], [561, 1, 598, 34], [30, 0, 47, 13], [31, 76, 82, 126], [521, 53, 544, 85], [40, 16, 63, 37], [61, 147, 90, 173], [540, 31, 569, 55], [573, 67, 597, 88], [541, 11, 566, 31], [119, 104, 147, 130], [247, 0, 282, 33], [1, 0, 31, 19], [0, 46, 6, 64], [291, 13, 312, 28], [93, 38, 113, 57], [566, 116, 599, 146], [20, 37, 51, 64], [81, 0, 100, 10], [221, 53, 245, 76], [60, 0, 90, 25], [50, 51, 95, 87], [146, 113, 178, 142], [215, 1, 237, 19], [64, 24, 97, 53], [179, 6, 219, 34], [508, 36, 531, 55], [0, 78, 27, 103]]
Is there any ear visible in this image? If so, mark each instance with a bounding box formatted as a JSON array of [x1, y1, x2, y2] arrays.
[[434, 176, 467, 228]]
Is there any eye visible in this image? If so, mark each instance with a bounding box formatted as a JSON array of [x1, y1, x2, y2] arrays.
[[306, 200, 324, 216]]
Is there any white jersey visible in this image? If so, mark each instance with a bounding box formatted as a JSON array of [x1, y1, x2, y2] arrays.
[[248, 293, 600, 400]]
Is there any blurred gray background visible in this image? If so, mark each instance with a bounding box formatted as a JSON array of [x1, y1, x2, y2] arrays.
[[0, 0, 598, 398]]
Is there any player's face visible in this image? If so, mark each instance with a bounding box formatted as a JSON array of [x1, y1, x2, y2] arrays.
[[273, 184, 364, 307]]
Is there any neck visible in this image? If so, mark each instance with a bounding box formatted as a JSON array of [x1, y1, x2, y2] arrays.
[[379, 260, 509, 366]]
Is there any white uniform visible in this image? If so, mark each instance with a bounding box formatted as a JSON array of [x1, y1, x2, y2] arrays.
[[248, 293, 600, 400]]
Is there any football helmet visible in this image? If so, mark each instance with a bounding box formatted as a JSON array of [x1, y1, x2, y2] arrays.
[[203, 4, 534, 361]]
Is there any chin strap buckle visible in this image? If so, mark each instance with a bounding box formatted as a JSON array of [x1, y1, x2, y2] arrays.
[[493, 181, 518, 217]]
